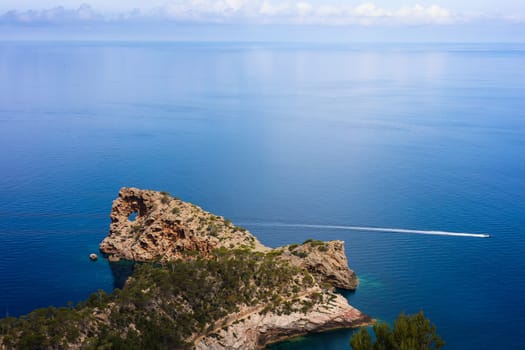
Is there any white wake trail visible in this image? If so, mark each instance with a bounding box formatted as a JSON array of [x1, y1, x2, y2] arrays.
[[238, 222, 491, 238]]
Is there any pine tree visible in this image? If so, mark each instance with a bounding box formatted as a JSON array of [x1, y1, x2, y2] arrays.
[[350, 311, 445, 350]]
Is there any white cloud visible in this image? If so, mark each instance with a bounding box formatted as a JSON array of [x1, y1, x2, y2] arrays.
[[1, 3, 103, 23], [394, 4, 454, 24], [504, 14, 525, 23], [0, 1, 516, 26], [152, 1, 460, 25], [354, 3, 387, 18], [259, 1, 291, 17], [296, 2, 314, 17]]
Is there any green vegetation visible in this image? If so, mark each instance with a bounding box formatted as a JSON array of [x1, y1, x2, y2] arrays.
[[171, 207, 180, 215], [292, 251, 308, 258], [207, 223, 219, 237], [160, 195, 170, 204], [0, 249, 316, 350], [288, 244, 299, 251], [130, 224, 142, 234], [350, 311, 445, 350], [303, 239, 326, 247]]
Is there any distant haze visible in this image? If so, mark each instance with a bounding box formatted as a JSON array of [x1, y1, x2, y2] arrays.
[[0, 1, 524, 42]]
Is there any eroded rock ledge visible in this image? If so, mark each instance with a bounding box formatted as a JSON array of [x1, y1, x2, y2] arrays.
[[195, 292, 370, 350]]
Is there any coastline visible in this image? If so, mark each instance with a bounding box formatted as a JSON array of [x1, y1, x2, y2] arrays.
[[194, 291, 373, 349], [0, 187, 371, 349]]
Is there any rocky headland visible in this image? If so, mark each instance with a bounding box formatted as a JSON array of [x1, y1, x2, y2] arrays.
[[0, 188, 371, 349]]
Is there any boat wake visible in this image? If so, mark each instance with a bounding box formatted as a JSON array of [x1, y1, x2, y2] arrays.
[[238, 222, 491, 238]]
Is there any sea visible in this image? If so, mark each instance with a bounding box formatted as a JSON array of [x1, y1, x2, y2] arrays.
[[0, 42, 524, 349]]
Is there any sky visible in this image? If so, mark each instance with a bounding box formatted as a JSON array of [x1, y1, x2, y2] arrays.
[[0, 1, 524, 42]]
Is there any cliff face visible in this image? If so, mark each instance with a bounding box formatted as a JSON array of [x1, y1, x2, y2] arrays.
[[280, 240, 358, 290], [99, 187, 268, 262], [195, 291, 370, 350]]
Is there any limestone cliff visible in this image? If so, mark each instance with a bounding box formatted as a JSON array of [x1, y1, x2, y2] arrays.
[[280, 240, 358, 290], [99, 187, 268, 262], [100, 187, 358, 291], [195, 291, 369, 349], [97, 188, 367, 347]]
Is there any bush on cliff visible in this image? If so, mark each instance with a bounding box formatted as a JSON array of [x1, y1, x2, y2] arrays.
[[350, 311, 444, 350]]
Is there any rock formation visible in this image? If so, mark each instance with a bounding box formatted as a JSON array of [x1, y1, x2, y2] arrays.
[[100, 187, 358, 290], [195, 292, 369, 349], [100, 187, 268, 262], [0, 188, 370, 350], [280, 240, 358, 290], [98, 188, 368, 348]]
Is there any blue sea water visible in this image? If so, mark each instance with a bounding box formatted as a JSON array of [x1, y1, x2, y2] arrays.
[[0, 42, 524, 349]]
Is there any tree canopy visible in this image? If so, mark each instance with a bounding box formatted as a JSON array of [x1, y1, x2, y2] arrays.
[[350, 311, 445, 350]]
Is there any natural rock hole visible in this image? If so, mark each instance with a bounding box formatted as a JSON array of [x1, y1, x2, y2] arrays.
[[128, 212, 138, 222]]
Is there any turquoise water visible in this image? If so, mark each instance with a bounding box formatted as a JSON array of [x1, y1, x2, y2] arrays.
[[0, 42, 524, 349]]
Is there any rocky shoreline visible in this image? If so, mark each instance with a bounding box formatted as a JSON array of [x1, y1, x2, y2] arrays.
[[100, 188, 371, 348], [0, 188, 371, 349], [195, 291, 370, 349]]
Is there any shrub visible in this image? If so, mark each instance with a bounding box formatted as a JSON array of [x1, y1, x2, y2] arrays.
[[292, 251, 308, 258], [303, 239, 325, 247], [288, 244, 299, 251]]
